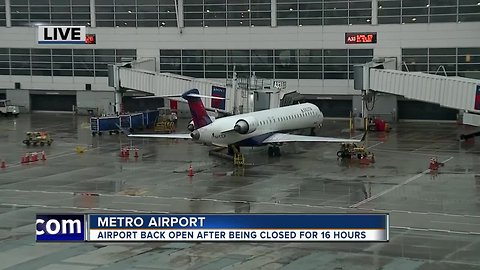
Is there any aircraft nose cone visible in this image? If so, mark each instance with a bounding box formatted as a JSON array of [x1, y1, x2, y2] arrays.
[[190, 130, 200, 140]]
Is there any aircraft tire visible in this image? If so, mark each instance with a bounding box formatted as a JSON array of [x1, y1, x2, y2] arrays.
[[268, 147, 274, 157], [274, 147, 281, 157]]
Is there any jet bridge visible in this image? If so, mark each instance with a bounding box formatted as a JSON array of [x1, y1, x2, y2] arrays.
[[355, 62, 480, 127]]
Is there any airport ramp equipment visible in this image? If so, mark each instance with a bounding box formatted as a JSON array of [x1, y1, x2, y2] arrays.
[[142, 110, 160, 128], [120, 113, 144, 132], [369, 69, 480, 126], [90, 116, 121, 136]]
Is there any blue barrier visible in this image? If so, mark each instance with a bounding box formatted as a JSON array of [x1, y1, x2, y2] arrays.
[[90, 110, 158, 136]]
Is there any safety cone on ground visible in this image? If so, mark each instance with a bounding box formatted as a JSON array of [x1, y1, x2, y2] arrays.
[[1, 160, 6, 169], [41, 151, 46, 161], [25, 153, 31, 163], [119, 148, 125, 157], [188, 165, 194, 177], [31, 152, 38, 162]]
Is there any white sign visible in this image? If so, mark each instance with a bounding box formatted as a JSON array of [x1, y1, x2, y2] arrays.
[[38, 26, 86, 44], [88, 229, 387, 242], [273, 80, 286, 89]]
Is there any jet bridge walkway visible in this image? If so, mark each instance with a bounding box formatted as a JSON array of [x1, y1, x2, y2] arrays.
[[367, 69, 480, 126]]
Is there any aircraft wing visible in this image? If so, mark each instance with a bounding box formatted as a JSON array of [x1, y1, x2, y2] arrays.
[[128, 133, 192, 139], [262, 133, 365, 143]]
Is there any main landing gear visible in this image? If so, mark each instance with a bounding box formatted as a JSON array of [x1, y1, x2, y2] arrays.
[[267, 145, 281, 157]]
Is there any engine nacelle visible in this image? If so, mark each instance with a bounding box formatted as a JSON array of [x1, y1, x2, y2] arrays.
[[187, 121, 195, 132], [234, 117, 258, 134]]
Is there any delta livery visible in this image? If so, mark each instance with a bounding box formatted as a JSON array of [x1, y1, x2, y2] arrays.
[[128, 89, 364, 156]]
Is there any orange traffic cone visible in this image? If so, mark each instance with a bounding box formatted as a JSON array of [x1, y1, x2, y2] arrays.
[[188, 165, 194, 177], [41, 151, 46, 161], [1, 160, 6, 169], [31, 152, 38, 162]]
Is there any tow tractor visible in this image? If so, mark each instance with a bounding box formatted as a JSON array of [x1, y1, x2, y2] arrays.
[[22, 132, 53, 146], [337, 143, 375, 162], [154, 107, 176, 133]]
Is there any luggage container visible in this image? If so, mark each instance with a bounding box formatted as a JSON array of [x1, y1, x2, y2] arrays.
[[120, 113, 144, 132], [142, 110, 160, 128], [90, 116, 121, 136]]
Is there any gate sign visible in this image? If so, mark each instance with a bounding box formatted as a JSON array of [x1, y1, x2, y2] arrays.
[[38, 26, 86, 44], [211, 86, 226, 110]]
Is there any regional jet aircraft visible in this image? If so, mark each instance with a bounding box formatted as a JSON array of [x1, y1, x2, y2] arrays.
[[128, 89, 364, 157]]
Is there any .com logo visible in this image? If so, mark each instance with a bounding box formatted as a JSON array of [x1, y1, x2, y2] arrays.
[[36, 214, 85, 242]]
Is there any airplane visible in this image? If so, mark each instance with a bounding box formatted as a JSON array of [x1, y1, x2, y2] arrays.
[[128, 88, 364, 157]]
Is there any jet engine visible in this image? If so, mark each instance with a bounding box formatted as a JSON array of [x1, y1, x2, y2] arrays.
[[190, 130, 200, 140], [234, 117, 258, 134], [187, 121, 195, 132]]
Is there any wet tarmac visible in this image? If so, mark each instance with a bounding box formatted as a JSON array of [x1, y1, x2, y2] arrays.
[[0, 113, 479, 270]]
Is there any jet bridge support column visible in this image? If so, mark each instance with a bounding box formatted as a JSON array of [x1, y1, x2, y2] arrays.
[[361, 90, 369, 130], [109, 64, 123, 115], [115, 91, 122, 115]]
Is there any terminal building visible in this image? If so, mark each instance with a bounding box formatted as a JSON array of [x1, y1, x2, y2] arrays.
[[0, 0, 479, 120]]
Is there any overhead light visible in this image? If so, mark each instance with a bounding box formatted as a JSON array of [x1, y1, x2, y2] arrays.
[[240, 21, 243, 24], [402, 22, 405, 24], [161, 22, 166, 25], [412, 17, 417, 21], [349, 23, 353, 25], [366, 19, 371, 22], [167, 10, 171, 13], [247, 9, 251, 12], [379, 5, 382, 9], [124, 22, 127, 25], [128, 10, 132, 13], [206, 9, 210, 12], [426, 4, 430, 7], [251, 24, 254, 27], [299, 24, 302, 27], [477, 2, 480, 5], [205, 25, 208, 28], [289, 8, 293, 11]]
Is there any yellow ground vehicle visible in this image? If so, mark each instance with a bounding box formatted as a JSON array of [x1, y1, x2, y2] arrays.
[[22, 132, 53, 146], [337, 143, 372, 160], [154, 107, 176, 133]]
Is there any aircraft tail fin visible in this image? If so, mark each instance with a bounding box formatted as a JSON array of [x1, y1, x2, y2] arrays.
[[182, 89, 214, 129]]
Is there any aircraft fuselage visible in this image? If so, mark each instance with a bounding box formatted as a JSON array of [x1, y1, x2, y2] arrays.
[[193, 103, 323, 147]]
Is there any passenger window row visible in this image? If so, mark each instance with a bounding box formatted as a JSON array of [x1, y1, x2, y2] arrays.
[[257, 110, 317, 126]]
